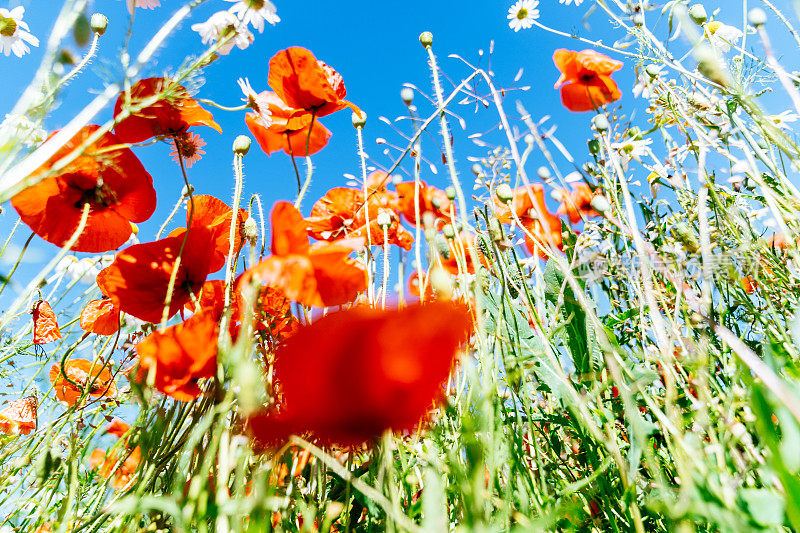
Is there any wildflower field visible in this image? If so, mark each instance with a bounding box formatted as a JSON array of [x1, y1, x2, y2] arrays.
[[3, 0, 800, 531]]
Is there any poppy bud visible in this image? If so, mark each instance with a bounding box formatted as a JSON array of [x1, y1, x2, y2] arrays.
[[496, 183, 513, 204], [74, 13, 91, 46], [419, 31, 433, 48], [400, 87, 414, 105], [748, 8, 767, 27], [590, 195, 611, 215], [90, 13, 108, 35], [243, 217, 258, 245], [688, 4, 707, 25], [488, 218, 504, 243], [537, 166, 551, 179], [587, 139, 601, 155], [443, 224, 455, 239], [524, 133, 535, 145], [232, 135, 251, 155], [431, 196, 442, 211], [351, 110, 367, 129], [422, 211, 436, 230], [376, 211, 392, 228], [592, 114, 610, 132], [445, 186, 456, 200]]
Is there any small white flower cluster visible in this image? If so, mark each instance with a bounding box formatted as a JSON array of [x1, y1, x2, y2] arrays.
[[192, 0, 280, 55], [52, 255, 115, 285], [0, 7, 38, 58]]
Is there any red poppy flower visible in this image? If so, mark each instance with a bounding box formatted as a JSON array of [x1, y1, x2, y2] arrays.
[[268, 47, 356, 119], [32, 300, 61, 345], [169, 195, 249, 274], [493, 184, 547, 224], [49, 359, 117, 406], [96, 228, 215, 323], [11, 125, 156, 252], [247, 302, 472, 447], [554, 183, 601, 223], [0, 396, 37, 436], [245, 91, 331, 157], [238, 202, 367, 308], [395, 181, 454, 227], [408, 272, 434, 300], [135, 310, 219, 402], [113, 77, 221, 143], [105, 418, 131, 438], [90, 445, 141, 490], [439, 233, 482, 275], [522, 207, 563, 259], [80, 299, 121, 336], [553, 49, 623, 112]]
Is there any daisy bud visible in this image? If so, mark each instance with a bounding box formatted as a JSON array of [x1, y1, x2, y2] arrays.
[[537, 166, 551, 180], [688, 4, 707, 25], [471, 163, 483, 177], [419, 31, 434, 48], [443, 224, 455, 239], [748, 8, 767, 27], [376, 211, 392, 228], [232, 135, 251, 155], [243, 216, 258, 245], [524, 133, 535, 145], [588, 139, 601, 155], [496, 183, 514, 204], [695, 45, 729, 86], [400, 87, 414, 105], [592, 114, 610, 132], [445, 185, 456, 200], [351, 110, 367, 128], [90, 13, 108, 36], [645, 64, 661, 78], [590, 195, 611, 215]]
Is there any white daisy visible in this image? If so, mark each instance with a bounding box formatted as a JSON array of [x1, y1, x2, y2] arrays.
[[559, 0, 584, 5], [767, 111, 799, 131], [705, 21, 743, 52], [237, 78, 273, 128], [507, 0, 539, 32], [191, 11, 254, 55], [0, 114, 46, 146], [0, 7, 39, 57], [227, 0, 280, 33]]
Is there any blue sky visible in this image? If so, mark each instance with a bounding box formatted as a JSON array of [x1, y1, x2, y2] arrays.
[[1, 0, 797, 293]]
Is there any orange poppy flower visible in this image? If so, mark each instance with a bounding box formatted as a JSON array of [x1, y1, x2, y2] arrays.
[[741, 275, 757, 294], [395, 181, 454, 227], [493, 184, 547, 224], [49, 359, 117, 406], [32, 300, 61, 345], [169, 195, 249, 274], [439, 233, 482, 275], [245, 91, 331, 157], [185, 279, 238, 319], [11, 125, 156, 252], [113, 77, 221, 143], [267, 47, 356, 119], [522, 208, 563, 259], [554, 183, 601, 223], [247, 302, 472, 447], [96, 228, 215, 323], [105, 418, 131, 438], [553, 49, 623, 112], [0, 396, 37, 435], [135, 310, 219, 402], [252, 286, 299, 339], [90, 445, 141, 490], [238, 202, 367, 308], [80, 299, 121, 336], [408, 271, 434, 300]]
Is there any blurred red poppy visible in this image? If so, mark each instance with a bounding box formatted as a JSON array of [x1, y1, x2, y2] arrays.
[[105, 418, 131, 438], [395, 181, 454, 227], [169, 195, 248, 274], [554, 183, 601, 223], [439, 233, 483, 275], [408, 271, 434, 300], [90, 445, 141, 490], [0, 396, 37, 436], [493, 184, 547, 224], [268, 47, 356, 119], [135, 310, 219, 402], [113, 77, 221, 143], [32, 300, 61, 345], [238, 202, 367, 308], [522, 208, 563, 260], [11, 125, 156, 252], [247, 301, 472, 447], [245, 91, 331, 157], [80, 299, 121, 336], [50, 359, 117, 406], [97, 228, 215, 323], [553, 49, 623, 112]]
